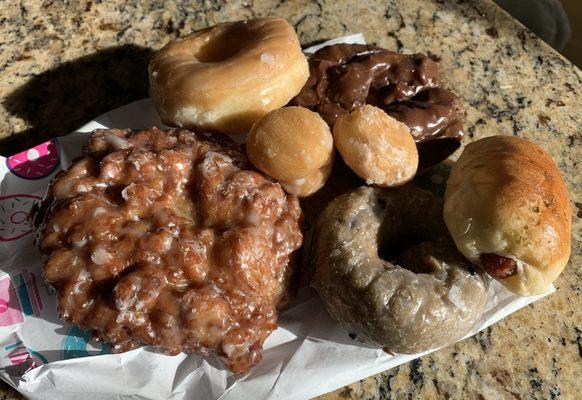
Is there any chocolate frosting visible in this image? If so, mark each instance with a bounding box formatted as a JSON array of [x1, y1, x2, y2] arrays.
[[291, 44, 465, 167]]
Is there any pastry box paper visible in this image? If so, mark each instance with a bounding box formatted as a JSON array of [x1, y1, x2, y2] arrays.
[[0, 34, 553, 400]]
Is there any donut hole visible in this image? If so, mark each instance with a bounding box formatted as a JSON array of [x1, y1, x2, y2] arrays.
[[196, 25, 251, 63], [378, 233, 427, 269], [377, 218, 440, 275]]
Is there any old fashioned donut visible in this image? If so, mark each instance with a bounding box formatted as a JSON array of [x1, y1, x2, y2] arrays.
[[292, 43, 465, 167], [444, 136, 571, 295], [33, 127, 303, 373], [149, 18, 309, 134], [312, 185, 488, 353], [247, 106, 334, 196], [333, 105, 418, 187]]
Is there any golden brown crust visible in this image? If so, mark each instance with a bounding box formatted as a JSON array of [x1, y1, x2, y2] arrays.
[[149, 18, 309, 134], [333, 105, 418, 187], [246, 107, 333, 181], [444, 135, 571, 295], [279, 151, 334, 197]]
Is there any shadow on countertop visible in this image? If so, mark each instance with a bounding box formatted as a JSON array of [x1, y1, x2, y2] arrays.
[[1, 45, 154, 157]]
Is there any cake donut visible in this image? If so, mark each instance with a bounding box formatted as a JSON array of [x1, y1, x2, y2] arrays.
[[149, 18, 309, 135], [444, 136, 571, 296], [292, 43, 465, 167], [312, 185, 488, 353], [33, 127, 303, 372]]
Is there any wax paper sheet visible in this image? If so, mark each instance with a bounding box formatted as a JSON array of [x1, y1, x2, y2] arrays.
[[0, 34, 554, 400]]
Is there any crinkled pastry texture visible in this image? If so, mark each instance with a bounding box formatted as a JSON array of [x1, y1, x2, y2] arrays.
[[33, 127, 303, 372], [312, 185, 488, 353]]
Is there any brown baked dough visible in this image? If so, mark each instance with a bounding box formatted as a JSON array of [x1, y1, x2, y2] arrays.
[[149, 18, 308, 134], [444, 135, 571, 295], [33, 127, 303, 372], [312, 185, 488, 353], [246, 106, 333, 181], [333, 105, 418, 187]]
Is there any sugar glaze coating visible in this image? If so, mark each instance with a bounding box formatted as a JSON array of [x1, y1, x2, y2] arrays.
[[34, 127, 303, 372], [312, 185, 487, 353]]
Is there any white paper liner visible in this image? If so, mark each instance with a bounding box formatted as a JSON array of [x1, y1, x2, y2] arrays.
[[0, 33, 554, 400]]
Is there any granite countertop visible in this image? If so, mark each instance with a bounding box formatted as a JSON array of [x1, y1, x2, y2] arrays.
[[0, 0, 580, 399]]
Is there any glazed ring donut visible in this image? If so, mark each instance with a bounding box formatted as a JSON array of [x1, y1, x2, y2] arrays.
[[149, 18, 309, 135], [312, 185, 488, 353]]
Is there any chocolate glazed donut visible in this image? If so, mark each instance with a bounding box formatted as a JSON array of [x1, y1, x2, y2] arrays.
[[292, 44, 465, 168], [312, 185, 488, 353]]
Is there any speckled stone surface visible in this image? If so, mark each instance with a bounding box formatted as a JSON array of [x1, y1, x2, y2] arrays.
[[0, 0, 580, 399]]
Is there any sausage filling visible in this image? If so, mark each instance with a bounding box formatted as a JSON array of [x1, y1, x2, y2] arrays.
[[480, 253, 518, 279]]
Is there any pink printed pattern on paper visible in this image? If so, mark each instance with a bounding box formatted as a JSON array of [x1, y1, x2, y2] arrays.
[[0, 269, 43, 327], [11, 269, 43, 317], [5, 341, 30, 365], [6, 139, 59, 180], [0, 194, 41, 241], [4, 341, 48, 367], [0, 277, 23, 326]]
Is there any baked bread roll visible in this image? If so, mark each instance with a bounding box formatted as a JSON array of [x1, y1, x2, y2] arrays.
[[444, 136, 571, 295]]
